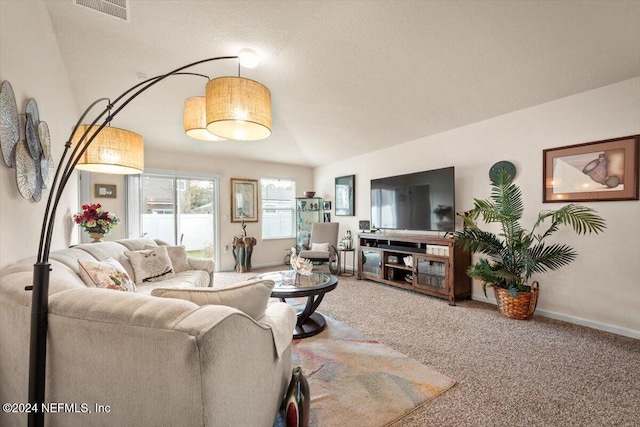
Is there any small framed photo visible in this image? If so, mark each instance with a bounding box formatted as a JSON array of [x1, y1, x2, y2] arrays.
[[94, 184, 117, 198], [543, 135, 639, 202], [323, 201, 332, 210], [323, 213, 331, 222]]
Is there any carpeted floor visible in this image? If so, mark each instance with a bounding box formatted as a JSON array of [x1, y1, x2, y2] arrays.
[[216, 265, 640, 427]]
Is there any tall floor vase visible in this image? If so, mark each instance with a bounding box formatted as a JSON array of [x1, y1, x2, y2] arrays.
[[284, 366, 310, 427]]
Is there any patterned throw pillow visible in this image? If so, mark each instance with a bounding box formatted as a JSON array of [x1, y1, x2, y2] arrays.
[[145, 244, 190, 273], [78, 258, 136, 292], [311, 242, 330, 251], [124, 246, 176, 285]]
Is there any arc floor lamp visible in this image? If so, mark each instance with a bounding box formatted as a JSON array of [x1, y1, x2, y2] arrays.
[[27, 52, 271, 426]]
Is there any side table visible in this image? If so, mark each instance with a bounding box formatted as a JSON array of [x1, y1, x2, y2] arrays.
[[337, 247, 355, 276]]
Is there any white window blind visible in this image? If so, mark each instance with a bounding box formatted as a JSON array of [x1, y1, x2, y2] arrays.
[[261, 178, 295, 239]]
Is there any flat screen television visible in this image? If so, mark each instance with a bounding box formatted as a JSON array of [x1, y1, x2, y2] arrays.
[[370, 167, 455, 232]]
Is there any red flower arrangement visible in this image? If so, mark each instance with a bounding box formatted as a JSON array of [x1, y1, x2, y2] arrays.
[[73, 203, 121, 234]]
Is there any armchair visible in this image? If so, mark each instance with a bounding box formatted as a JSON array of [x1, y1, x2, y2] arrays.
[[298, 222, 340, 274]]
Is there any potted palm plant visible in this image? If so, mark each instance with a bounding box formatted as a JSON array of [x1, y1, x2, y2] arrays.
[[454, 171, 606, 320]]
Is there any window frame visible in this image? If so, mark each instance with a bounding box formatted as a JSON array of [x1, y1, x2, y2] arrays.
[[260, 177, 296, 240]]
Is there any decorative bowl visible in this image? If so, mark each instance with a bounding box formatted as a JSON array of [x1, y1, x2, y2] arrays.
[[304, 191, 316, 198]]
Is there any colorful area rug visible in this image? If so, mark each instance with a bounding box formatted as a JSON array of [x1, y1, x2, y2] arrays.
[[275, 315, 455, 426]]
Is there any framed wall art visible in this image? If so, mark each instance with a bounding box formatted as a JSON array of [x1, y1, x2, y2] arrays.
[[94, 183, 117, 198], [323, 201, 332, 210], [231, 178, 258, 222], [543, 135, 639, 203], [335, 174, 355, 216]]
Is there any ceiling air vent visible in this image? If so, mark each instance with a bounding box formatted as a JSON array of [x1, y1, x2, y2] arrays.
[[73, 0, 129, 22]]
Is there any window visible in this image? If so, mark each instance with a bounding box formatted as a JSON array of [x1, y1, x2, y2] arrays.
[[126, 171, 220, 267], [261, 178, 295, 239]]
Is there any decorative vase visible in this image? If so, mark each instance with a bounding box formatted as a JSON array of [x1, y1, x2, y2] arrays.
[[284, 366, 310, 427], [88, 232, 105, 243], [493, 281, 539, 320]]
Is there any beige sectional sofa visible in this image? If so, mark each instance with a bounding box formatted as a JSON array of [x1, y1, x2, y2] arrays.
[[0, 239, 297, 427]]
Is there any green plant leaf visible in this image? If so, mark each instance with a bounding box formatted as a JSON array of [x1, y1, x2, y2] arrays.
[[529, 243, 577, 273], [457, 170, 605, 295]]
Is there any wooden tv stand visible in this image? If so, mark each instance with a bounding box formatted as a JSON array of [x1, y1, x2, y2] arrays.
[[357, 233, 471, 305]]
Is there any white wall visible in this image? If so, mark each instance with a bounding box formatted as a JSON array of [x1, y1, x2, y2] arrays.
[[0, 1, 79, 268], [315, 78, 640, 337]]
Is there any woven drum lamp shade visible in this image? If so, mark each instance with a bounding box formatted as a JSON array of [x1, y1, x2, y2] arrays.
[[183, 97, 228, 142], [71, 125, 144, 174], [206, 76, 271, 141]]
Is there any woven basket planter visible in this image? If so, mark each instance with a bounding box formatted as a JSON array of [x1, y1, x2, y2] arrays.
[[493, 281, 539, 320]]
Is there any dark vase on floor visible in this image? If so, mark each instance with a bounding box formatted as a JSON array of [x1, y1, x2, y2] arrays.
[[285, 366, 310, 427]]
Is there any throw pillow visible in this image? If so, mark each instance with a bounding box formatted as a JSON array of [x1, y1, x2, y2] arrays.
[[151, 279, 275, 320], [78, 258, 136, 292], [311, 242, 330, 252], [145, 244, 190, 273], [124, 246, 175, 285]]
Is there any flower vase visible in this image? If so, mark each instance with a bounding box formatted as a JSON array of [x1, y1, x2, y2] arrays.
[[88, 232, 105, 243]]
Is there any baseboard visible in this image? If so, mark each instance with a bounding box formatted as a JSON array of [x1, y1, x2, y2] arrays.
[[471, 295, 640, 340]]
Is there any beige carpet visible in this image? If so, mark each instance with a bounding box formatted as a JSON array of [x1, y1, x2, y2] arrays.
[[216, 266, 640, 426]]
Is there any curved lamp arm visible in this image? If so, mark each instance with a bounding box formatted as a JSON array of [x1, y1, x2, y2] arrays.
[[28, 55, 238, 427]]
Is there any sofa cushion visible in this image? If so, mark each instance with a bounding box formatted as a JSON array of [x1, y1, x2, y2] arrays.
[[135, 270, 210, 295], [298, 250, 330, 260], [151, 279, 275, 320], [78, 258, 136, 292], [146, 244, 190, 273], [125, 246, 175, 285]]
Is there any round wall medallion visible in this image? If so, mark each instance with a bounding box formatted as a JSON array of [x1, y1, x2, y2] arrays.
[[26, 113, 42, 159], [489, 161, 516, 183], [16, 140, 36, 199], [0, 80, 20, 167], [25, 98, 40, 124], [38, 121, 51, 158]]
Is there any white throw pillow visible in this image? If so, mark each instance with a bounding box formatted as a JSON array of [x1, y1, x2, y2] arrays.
[[311, 242, 330, 251], [145, 244, 190, 273], [151, 279, 275, 320], [124, 246, 175, 285], [78, 258, 136, 292]]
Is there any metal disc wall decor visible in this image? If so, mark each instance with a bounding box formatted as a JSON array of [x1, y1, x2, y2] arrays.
[[0, 80, 20, 167], [32, 156, 43, 202], [41, 152, 55, 189], [25, 97, 40, 124], [15, 140, 36, 199], [38, 121, 51, 158], [1, 87, 53, 202], [26, 113, 42, 159], [36, 120, 54, 191]]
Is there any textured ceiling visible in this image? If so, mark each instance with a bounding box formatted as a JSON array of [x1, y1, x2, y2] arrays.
[[43, 0, 640, 167]]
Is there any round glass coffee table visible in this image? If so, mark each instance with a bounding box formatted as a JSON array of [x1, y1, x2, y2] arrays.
[[252, 270, 338, 339]]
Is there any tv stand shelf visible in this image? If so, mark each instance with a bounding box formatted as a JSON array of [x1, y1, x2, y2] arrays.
[[357, 233, 471, 305]]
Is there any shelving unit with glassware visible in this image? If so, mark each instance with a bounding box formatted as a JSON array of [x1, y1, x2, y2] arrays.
[[357, 233, 471, 305], [295, 197, 323, 250]]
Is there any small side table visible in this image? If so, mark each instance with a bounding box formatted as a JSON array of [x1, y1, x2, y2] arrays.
[[337, 247, 355, 276]]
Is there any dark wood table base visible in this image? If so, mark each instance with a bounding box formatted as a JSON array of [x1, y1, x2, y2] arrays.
[[293, 312, 327, 339], [282, 293, 327, 339]]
